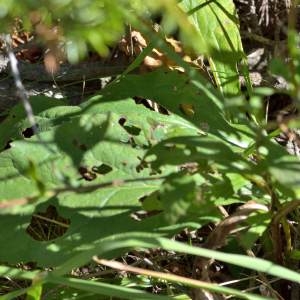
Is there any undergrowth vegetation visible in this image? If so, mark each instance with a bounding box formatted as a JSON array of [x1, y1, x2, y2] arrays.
[[0, 0, 299, 299]]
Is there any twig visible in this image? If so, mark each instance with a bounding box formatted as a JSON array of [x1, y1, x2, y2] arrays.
[[3, 34, 38, 134], [93, 257, 266, 300], [225, 278, 282, 299]]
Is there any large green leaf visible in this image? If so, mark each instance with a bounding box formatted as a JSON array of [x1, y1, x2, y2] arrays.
[[179, 0, 244, 96], [0, 70, 298, 272], [101, 72, 300, 198], [92, 70, 246, 142], [0, 91, 213, 266]]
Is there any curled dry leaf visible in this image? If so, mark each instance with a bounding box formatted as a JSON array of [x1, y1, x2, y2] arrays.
[[118, 29, 204, 73]]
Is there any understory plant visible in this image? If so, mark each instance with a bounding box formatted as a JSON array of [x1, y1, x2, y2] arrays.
[[0, 1, 299, 299]]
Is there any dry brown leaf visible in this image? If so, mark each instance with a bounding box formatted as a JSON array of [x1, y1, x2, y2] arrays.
[[118, 29, 201, 73]]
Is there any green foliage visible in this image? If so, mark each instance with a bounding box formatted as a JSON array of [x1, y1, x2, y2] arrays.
[[0, 92, 211, 266], [1, 69, 300, 299], [0, 1, 300, 300], [179, 0, 244, 97]]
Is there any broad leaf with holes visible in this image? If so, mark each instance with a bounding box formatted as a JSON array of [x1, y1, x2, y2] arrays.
[[0, 70, 299, 276], [0, 84, 218, 266]]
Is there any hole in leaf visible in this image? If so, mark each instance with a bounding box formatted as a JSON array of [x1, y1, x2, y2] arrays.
[[118, 117, 126, 126], [92, 164, 113, 175], [118, 117, 141, 136], [22, 126, 37, 138], [133, 97, 169, 115], [134, 96, 155, 110], [136, 156, 149, 173], [26, 205, 70, 241], [124, 125, 141, 136], [179, 162, 199, 173], [78, 166, 97, 181]]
